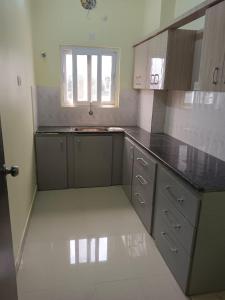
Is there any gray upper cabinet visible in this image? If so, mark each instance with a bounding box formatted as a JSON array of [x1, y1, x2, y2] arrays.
[[122, 137, 135, 201], [35, 134, 68, 190], [199, 1, 225, 91], [133, 41, 148, 89], [74, 135, 113, 188], [134, 29, 196, 91]]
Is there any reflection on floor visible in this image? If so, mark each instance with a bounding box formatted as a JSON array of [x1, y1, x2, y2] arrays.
[[17, 186, 225, 300]]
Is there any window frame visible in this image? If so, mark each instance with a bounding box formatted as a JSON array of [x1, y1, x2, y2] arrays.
[[60, 46, 120, 108]]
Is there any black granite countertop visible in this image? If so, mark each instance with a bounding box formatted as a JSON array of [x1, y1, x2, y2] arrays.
[[37, 126, 225, 192]]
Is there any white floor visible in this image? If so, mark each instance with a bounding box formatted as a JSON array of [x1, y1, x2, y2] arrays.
[[17, 186, 225, 300]]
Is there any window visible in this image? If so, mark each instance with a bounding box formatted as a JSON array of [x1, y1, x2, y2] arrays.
[[61, 46, 120, 107]]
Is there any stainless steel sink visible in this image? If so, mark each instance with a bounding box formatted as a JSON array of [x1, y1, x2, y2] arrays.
[[73, 127, 108, 132], [73, 127, 125, 133]]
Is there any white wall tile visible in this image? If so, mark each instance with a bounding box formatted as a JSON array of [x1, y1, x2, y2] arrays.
[[137, 90, 154, 132], [164, 91, 225, 161]]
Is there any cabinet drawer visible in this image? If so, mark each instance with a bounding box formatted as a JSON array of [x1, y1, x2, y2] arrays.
[[134, 146, 156, 181], [133, 165, 155, 200], [154, 219, 190, 292], [157, 166, 200, 226], [132, 168, 155, 232], [154, 190, 195, 255]]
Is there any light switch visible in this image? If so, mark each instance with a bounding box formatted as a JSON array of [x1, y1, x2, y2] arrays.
[[17, 76, 22, 87]]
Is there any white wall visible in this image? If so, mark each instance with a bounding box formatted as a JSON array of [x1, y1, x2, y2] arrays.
[[0, 0, 36, 262]]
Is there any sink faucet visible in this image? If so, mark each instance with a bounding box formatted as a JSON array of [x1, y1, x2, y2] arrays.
[[89, 102, 93, 116]]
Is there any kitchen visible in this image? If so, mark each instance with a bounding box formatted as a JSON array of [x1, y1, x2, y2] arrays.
[[1, 0, 225, 299]]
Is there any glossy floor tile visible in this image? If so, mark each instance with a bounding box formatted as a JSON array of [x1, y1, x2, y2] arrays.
[[16, 186, 223, 300]]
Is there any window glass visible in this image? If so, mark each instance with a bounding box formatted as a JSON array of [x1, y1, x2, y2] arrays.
[[64, 53, 73, 105], [91, 55, 98, 102], [101, 55, 112, 102], [61, 47, 118, 107], [77, 55, 88, 102]]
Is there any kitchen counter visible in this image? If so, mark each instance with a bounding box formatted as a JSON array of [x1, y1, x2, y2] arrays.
[[37, 126, 225, 192]]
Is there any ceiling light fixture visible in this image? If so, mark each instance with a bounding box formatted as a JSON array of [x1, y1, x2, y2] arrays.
[[81, 0, 96, 10]]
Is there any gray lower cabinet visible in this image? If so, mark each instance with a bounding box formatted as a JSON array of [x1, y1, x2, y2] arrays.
[[122, 137, 157, 233], [74, 135, 113, 188], [132, 145, 157, 233], [35, 134, 68, 190], [153, 165, 199, 295], [122, 137, 135, 200], [153, 165, 225, 296]]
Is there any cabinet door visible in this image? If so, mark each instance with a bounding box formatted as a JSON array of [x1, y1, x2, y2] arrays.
[[199, 1, 225, 91], [36, 135, 67, 190], [133, 42, 148, 89], [146, 31, 168, 90], [122, 137, 135, 201], [74, 135, 112, 188]]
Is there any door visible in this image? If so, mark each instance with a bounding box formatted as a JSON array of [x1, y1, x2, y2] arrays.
[[122, 137, 135, 201], [74, 135, 113, 188], [199, 1, 225, 91], [133, 41, 148, 89], [147, 31, 168, 90], [35, 134, 68, 190], [0, 120, 18, 300]]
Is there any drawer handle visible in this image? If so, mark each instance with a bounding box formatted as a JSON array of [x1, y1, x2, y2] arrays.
[[165, 185, 184, 206], [137, 157, 148, 167], [161, 232, 178, 254], [135, 193, 145, 205], [136, 175, 148, 185], [163, 210, 181, 231]]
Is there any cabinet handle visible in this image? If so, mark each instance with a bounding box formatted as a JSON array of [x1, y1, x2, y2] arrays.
[[165, 185, 184, 205], [137, 157, 148, 167], [135, 193, 145, 205], [136, 175, 148, 185], [162, 210, 181, 231], [150, 74, 155, 84], [154, 74, 159, 84], [161, 232, 178, 253], [212, 67, 219, 85]]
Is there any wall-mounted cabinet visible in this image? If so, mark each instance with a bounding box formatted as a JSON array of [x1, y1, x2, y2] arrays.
[[133, 42, 148, 89], [199, 0, 225, 91], [133, 29, 196, 91]]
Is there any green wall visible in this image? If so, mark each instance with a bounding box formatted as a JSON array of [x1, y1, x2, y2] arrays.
[[142, 0, 162, 37], [0, 0, 36, 262], [174, 0, 205, 29], [30, 0, 145, 90]]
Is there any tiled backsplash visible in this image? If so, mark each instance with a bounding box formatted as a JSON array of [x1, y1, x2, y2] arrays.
[[137, 90, 154, 132], [36, 86, 138, 127], [137, 90, 167, 133], [164, 91, 225, 162]]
